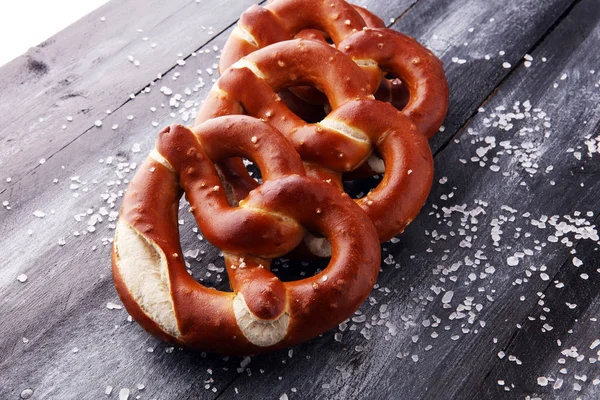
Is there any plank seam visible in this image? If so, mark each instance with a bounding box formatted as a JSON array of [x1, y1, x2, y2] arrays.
[[389, 0, 422, 26]]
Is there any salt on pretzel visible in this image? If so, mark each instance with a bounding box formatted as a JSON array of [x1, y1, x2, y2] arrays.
[[220, 0, 369, 76], [286, 4, 405, 114], [339, 28, 448, 139], [196, 39, 434, 241], [217, 0, 446, 192], [223, 1, 443, 124], [112, 116, 381, 355]]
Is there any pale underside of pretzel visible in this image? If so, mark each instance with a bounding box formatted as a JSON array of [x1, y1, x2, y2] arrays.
[[112, 117, 381, 355]]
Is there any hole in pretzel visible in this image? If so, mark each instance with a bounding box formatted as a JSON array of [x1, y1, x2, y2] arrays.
[[277, 87, 328, 124], [271, 255, 329, 283], [378, 74, 410, 111], [343, 174, 383, 201], [242, 158, 262, 184], [341, 149, 385, 201]]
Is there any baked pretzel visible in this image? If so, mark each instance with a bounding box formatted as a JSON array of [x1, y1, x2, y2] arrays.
[[221, 0, 445, 128], [219, 0, 370, 77], [196, 39, 433, 242], [112, 116, 380, 355]]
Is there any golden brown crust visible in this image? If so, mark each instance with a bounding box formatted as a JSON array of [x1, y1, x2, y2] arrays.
[[196, 39, 436, 241], [113, 117, 381, 355], [339, 28, 449, 138], [203, 0, 448, 241], [113, 1, 449, 355]]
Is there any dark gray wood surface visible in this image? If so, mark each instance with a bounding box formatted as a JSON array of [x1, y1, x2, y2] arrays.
[[1, 0, 599, 399]]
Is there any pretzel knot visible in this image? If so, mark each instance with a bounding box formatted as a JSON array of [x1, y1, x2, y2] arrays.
[[112, 116, 381, 355], [197, 39, 434, 242]]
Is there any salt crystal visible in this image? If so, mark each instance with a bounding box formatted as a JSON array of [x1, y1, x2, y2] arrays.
[[240, 356, 251, 368], [119, 388, 130, 400], [442, 291, 454, 304], [553, 379, 563, 389], [507, 256, 519, 266], [107, 302, 123, 310], [33, 210, 46, 218]]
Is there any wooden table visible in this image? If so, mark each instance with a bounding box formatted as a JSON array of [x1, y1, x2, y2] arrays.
[[1, 0, 599, 398]]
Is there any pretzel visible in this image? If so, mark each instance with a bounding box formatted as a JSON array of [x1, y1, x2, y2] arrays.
[[221, 0, 446, 129], [285, 4, 405, 115], [112, 116, 381, 355], [219, 0, 369, 77], [196, 39, 434, 242]]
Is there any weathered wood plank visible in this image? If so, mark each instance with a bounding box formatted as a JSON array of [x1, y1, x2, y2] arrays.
[[391, 0, 577, 154], [471, 0, 600, 396], [0, 0, 261, 194]]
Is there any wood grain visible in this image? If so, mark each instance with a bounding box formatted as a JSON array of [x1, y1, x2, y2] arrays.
[[391, 0, 577, 154], [2, 0, 599, 398], [473, 0, 600, 396], [0, 0, 261, 194]]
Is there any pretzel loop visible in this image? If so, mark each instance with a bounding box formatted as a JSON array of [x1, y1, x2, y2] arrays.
[[339, 28, 449, 138], [220, 0, 367, 73], [113, 116, 381, 355], [198, 40, 374, 173], [327, 100, 434, 239]]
